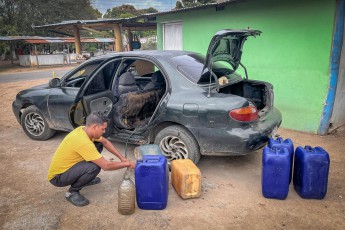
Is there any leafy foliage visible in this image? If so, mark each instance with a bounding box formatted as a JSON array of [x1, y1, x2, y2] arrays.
[[103, 4, 158, 19], [102, 4, 158, 40], [175, 0, 216, 9], [0, 0, 101, 36]]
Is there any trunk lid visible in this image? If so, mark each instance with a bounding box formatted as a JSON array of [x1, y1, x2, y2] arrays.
[[203, 29, 261, 75]]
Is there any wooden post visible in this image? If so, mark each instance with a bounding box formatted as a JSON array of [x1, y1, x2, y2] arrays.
[[73, 25, 82, 56], [113, 24, 123, 52], [127, 29, 133, 51], [10, 41, 13, 64], [34, 45, 40, 68], [67, 43, 71, 65]]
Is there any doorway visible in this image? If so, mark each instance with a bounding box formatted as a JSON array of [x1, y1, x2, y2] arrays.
[[163, 21, 182, 50]]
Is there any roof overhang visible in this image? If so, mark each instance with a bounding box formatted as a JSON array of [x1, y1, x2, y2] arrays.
[[137, 0, 248, 21], [34, 18, 156, 36], [32, 0, 247, 36], [0, 36, 114, 44]]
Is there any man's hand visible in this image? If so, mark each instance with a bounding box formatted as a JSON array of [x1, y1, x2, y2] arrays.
[[121, 158, 130, 162], [92, 157, 134, 171], [128, 161, 135, 169]]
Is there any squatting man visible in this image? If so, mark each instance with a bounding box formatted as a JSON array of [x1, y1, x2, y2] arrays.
[[48, 112, 135, 207]]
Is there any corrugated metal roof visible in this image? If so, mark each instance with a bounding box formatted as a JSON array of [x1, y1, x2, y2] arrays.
[[34, 0, 243, 29], [138, 0, 241, 19], [24, 39, 49, 44], [34, 18, 140, 29], [0, 36, 114, 43]]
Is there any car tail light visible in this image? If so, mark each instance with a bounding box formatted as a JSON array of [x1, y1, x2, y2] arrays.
[[229, 106, 259, 122]]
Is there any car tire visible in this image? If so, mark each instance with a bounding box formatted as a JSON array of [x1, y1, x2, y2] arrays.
[[20, 105, 56, 140], [154, 125, 201, 164]]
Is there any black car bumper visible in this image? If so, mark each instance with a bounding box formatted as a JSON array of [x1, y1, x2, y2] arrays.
[[12, 100, 21, 124], [198, 107, 282, 156]]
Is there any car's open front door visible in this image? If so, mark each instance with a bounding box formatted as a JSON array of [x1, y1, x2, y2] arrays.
[[71, 59, 120, 136]]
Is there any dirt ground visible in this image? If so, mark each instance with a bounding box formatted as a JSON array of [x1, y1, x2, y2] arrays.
[[0, 67, 345, 230]]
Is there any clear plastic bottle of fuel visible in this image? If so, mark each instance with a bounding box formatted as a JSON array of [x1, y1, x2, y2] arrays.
[[118, 168, 135, 215]]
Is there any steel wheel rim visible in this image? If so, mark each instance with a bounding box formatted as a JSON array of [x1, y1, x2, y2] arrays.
[[24, 112, 45, 137], [159, 135, 189, 161]]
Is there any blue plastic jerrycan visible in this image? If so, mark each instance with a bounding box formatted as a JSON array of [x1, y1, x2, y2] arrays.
[[135, 155, 169, 210], [262, 146, 291, 200], [268, 137, 294, 155], [293, 146, 330, 199], [268, 137, 294, 183]]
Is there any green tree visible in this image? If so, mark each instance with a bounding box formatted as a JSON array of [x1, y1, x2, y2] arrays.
[[138, 7, 158, 15], [0, 0, 101, 36], [103, 4, 158, 19], [175, 1, 184, 9], [175, 0, 216, 9], [103, 4, 137, 18]]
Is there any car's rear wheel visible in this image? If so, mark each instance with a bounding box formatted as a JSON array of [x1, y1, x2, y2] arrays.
[[21, 105, 56, 140], [154, 125, 200, 164]]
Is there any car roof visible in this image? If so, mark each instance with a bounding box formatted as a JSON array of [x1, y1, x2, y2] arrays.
[[89, 50, 195, 61]]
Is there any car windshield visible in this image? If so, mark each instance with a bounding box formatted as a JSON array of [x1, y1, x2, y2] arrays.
[[171, 53, 237, 85], [66, 60, 103, 82]]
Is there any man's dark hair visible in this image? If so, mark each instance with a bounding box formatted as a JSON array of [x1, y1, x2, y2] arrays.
[[86, 111, 109, 126]]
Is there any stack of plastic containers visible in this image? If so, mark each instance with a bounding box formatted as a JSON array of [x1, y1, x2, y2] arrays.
[[293, 146, 330, 199], [268, 137, 294, 183], [135, 155, 169, 210], [262, 136, 330, 200], [262, 146, 291, 199], [262, 137, 294, 199]]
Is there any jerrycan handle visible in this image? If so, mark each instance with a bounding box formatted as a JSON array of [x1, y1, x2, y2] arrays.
[[304, 145, 314, 152], [277, 137, 283, 143], [146, 159, 160, 163]]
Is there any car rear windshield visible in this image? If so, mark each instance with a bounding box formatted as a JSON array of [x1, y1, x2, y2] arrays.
[[171, 53, 233, 84]]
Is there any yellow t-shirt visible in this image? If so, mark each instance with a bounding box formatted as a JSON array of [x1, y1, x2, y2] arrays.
[[47, 126, 102, 180]]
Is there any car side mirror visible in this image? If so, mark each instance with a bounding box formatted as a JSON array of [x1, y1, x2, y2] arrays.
[[49, 78, 61, 88]]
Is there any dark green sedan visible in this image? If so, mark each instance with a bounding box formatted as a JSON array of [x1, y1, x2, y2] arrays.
[[12, 29, 282, 164]]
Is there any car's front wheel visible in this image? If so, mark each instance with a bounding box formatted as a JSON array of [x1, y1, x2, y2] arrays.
[[21, 105, 56, 140], [154, 125, 200, 164]]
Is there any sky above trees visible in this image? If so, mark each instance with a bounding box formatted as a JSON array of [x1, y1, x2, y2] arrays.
[[0, 0, 217, 36], [92, 0, 177, 14]]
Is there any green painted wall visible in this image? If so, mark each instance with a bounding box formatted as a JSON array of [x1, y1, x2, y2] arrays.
[[156, 0, 336, 133]]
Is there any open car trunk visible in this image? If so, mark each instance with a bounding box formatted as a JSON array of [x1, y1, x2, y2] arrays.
[[218, 80, 273, 116]]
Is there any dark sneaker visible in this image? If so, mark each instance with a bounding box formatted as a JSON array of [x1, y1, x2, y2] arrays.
[[65, 192, 89, 207], [85, 177, 101, 187]]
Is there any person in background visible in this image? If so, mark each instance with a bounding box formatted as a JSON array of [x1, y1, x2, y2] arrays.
[[62, 46, 69, 64], [48, 112, 135, 207], [16, 45, 23, 56]]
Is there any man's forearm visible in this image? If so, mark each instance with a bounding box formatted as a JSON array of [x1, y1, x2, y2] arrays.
[[103, 161, 130, 171], [102, 138, 125, 160]]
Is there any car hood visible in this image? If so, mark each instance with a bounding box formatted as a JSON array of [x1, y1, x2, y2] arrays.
[[203, 29, 261, 73], [17, 83, 49, 95]]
